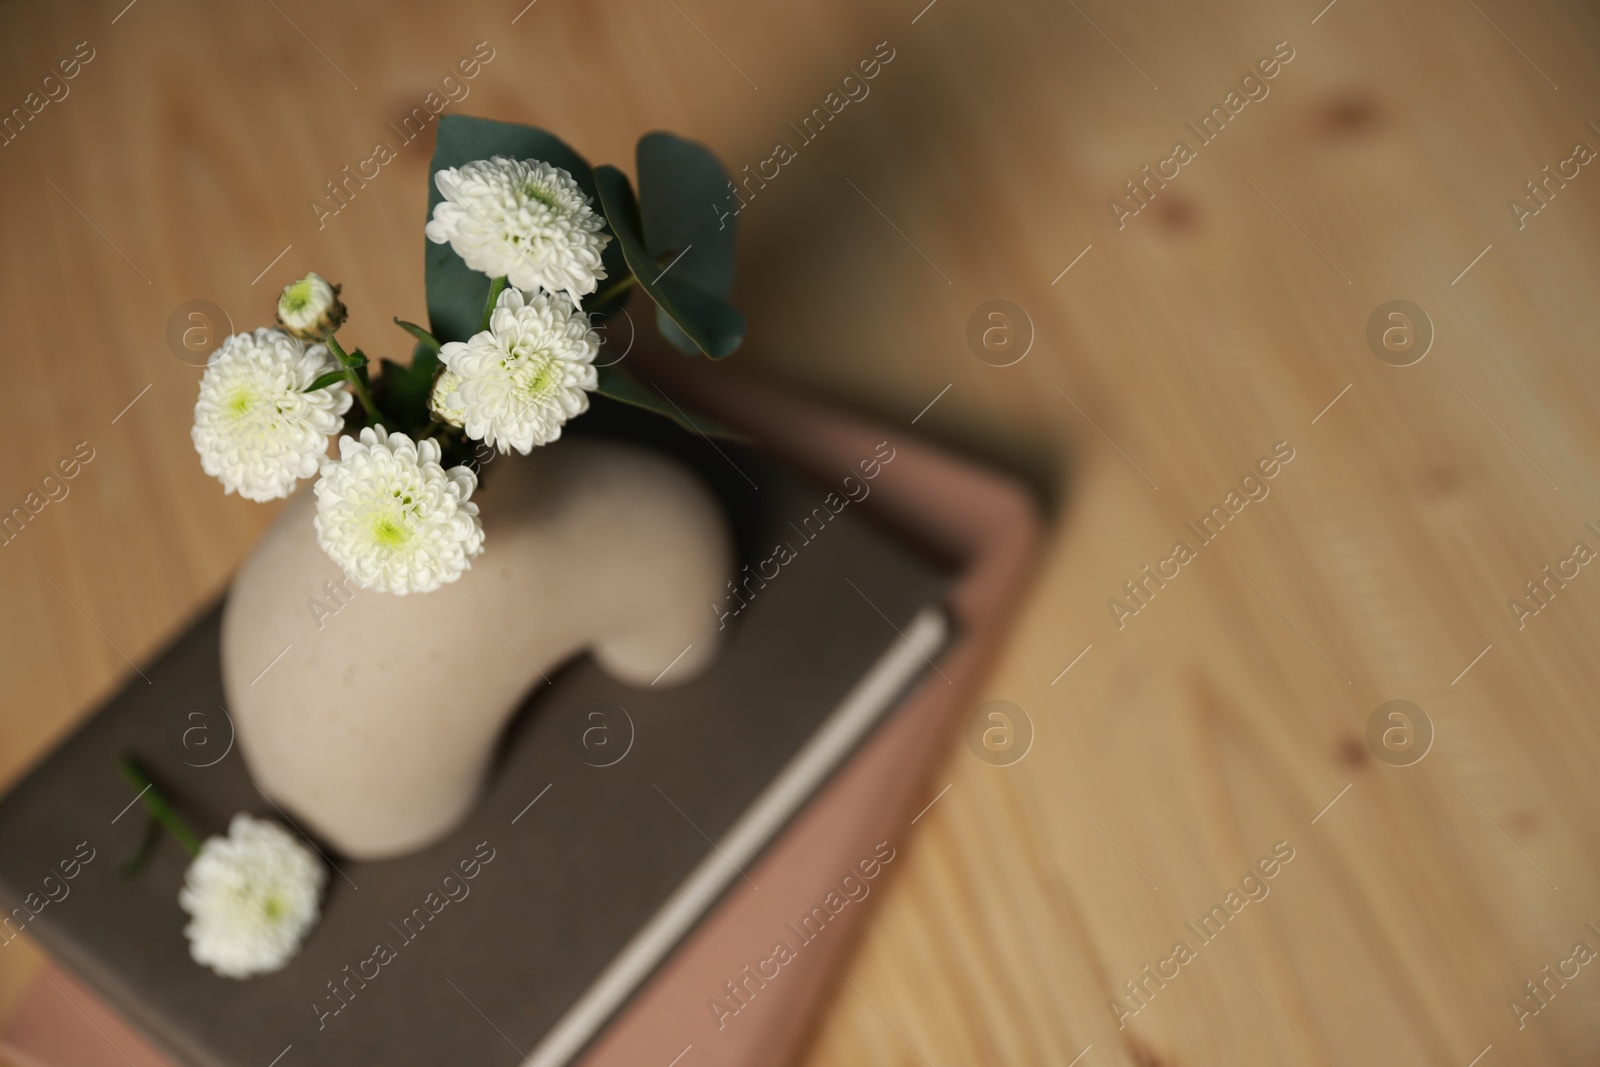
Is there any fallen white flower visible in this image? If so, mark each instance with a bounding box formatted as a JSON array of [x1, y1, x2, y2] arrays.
[[179, 814, 325, 980]]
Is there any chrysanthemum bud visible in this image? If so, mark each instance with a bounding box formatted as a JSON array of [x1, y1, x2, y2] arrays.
[[276, 272, 347, 342], [429, 369, 467, 428]]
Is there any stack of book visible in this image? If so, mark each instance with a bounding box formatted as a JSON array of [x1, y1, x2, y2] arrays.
[[0, 365, 1038, 1067]]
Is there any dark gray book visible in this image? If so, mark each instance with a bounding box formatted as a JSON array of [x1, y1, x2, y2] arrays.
[[0, 434, 951, 1067]]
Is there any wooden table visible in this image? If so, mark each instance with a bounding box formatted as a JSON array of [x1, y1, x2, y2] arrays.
[[3, 0, 1598, 1063]]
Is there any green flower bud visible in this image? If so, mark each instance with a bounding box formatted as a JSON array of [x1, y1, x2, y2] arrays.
[[276, 272, 347, 342]]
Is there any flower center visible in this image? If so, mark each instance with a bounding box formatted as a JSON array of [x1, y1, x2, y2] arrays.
[[371, 511, 411, 548], [227, 388, 255, 416], [281, 280, 313, 314], [263, 895, 285, 921], [509, 349, 560, 401], [521, 182, 559, 209]]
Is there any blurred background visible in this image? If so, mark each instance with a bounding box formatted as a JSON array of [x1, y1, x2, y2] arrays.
[[3, 0, 1600, 1063]]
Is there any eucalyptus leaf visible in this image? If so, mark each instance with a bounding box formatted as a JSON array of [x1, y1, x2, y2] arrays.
[[594, 165, 746, 359], [594, 363, 748, 441], [654, 305, 697, 354], [424, 115, 627, 344], [637, 131, 737, 299], [657, 274, 746, 358]]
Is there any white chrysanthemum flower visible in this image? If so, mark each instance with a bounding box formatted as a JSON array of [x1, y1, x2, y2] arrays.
[[179, 814, 325, 980], [424, 157, 611, 305], [192, 329, 352, 502], [438, 287, 600, 455], [429, 369, 466, 428], [275, 272, 346, 342], [313, 425, 484, 594]]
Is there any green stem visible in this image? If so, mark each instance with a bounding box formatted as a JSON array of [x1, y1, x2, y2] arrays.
[[118, 756, 203, 858], [590, 273, 638, 310], [479, 276, 509, 332], [120, 816, 164, 879], [418, 419, 443, 441], [325, 334, 380, 424]]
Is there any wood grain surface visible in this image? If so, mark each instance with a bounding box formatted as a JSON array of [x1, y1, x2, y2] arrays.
[[3, 0, 1599, 1064]]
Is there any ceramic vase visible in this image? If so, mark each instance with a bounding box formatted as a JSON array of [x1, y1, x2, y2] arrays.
[[220, 439, 730, 860]]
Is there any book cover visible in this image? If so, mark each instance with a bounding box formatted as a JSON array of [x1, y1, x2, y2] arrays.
[[0, 443, 952, 1067]]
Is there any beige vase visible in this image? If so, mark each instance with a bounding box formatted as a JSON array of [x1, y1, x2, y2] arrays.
[[220, 439, 731, 860]]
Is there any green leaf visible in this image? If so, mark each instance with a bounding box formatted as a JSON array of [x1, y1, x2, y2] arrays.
[[635, 132, 742, 357], [425, 115, 628, 344], [654, 305, 697, 353], [375, 356, 438, 434], [636, 132, 737, 300], [304, 369, 350, 394], [593, 165, 746, 359], [594, 363, 748, 441], [393, 318, 441, 354]]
